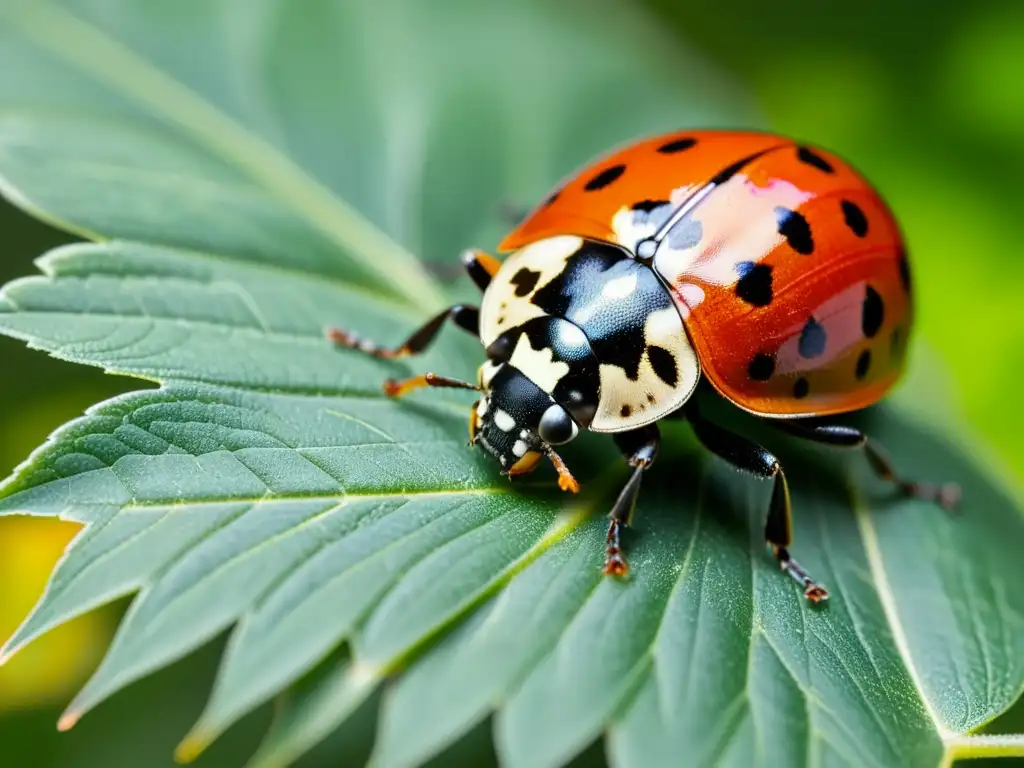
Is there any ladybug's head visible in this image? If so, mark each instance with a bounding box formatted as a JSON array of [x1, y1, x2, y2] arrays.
[[470, 361, 578, 478]]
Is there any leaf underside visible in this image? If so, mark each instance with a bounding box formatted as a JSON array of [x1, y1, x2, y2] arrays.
[[0, 2, 1023, 768]]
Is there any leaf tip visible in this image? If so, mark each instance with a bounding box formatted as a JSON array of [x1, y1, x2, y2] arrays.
[[57, 711, 80, 732], [0, 635, 18, 667], [175, 732, 212, 764]]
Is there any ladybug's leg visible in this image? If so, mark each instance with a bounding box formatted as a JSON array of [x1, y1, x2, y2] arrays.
[[770, 421, 961, 510], [328, 304, 479, 359], [604, 424, 661, 577], [461, 248, 502, 293], [382, 372, 480, 398], [686, 407, 829, 603], [327, 248, 498, 354]]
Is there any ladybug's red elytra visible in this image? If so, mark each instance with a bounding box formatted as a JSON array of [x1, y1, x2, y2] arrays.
[[329, 130, 959, 602]]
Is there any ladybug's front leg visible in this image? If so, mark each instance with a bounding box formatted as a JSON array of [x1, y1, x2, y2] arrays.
[[327, 248, 499, 356], [685, 404, 829, 603], [328, 304, 479, 359], [603, 425, 661, 577]]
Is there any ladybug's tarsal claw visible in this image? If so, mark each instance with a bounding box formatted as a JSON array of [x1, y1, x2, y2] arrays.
[[902, 481, 961, 512], [328, 326, 402, 359], [804, 584, 830, 603], [603, 519, 631, 577], [939, 483, 962, 511], [773, 545, 829, 604], [603, 551, 629, 577]]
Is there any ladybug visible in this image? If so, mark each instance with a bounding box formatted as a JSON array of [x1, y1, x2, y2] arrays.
[[329, 130, 959, 602]]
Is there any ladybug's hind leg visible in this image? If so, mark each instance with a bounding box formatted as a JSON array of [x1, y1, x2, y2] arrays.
[[603, 425, 661, 578], [770, 422, 961, 511], [685, 403, 829, 603]]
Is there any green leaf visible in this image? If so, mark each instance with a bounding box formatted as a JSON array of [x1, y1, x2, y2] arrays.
[[1, 1, 1024, 767]]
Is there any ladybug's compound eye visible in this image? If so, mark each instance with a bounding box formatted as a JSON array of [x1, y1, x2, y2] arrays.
[[538, 404, 578, 445], [485, 334, 514, 362]]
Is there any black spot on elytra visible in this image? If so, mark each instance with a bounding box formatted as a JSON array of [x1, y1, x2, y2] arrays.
[[775, 207, 814, 254], [631, 199, 671, 213], [510, 267, 541, 297], [856, 349, 872, 379], [735, 261, 773, 306], [657, 137, 697, 154], [898, 252, 911, 293], [841, 200, 869, 237], [793, 378, 810, 399], [798, 317, 827, 358], [584, 164, 626, 191], [646, 392, 656, 403], [862, 285, 884, 338], [620, 404, 632, 418], [647, 346, 678, 387], [748, 353, 775, 381], [797, 146, 835, 174], [544, 190, 560, 206]]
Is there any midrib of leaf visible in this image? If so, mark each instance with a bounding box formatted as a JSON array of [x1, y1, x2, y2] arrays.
[[0, 0, 445, 312], [941, 733, 1024, 765], [853, 487, 1024, 764]]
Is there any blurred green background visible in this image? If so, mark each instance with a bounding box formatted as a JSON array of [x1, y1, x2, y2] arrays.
[[1, 0, 1022, 764]]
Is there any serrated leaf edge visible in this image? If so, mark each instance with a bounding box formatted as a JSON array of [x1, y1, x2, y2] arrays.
[[0, 0, 444, 312]]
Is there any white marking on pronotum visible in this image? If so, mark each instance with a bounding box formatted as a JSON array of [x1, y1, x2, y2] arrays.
[[602, 272, 638, 301], [481, 360, 502, 387], [509, 335, 570, 393], [512, 440, 528, 457], [476, 399, 489, 417], [645, 307, 683, 344], [493, 409, 515, 432]]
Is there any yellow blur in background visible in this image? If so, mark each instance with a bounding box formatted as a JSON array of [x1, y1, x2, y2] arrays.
[[0, 397, 115, 714], [0, 517, 107, 712]]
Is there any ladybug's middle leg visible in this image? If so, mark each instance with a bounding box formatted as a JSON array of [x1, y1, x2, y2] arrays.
[[603, 424, 661, 577], [769, 421, 961, 510], [685, 404, 829, 603]]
